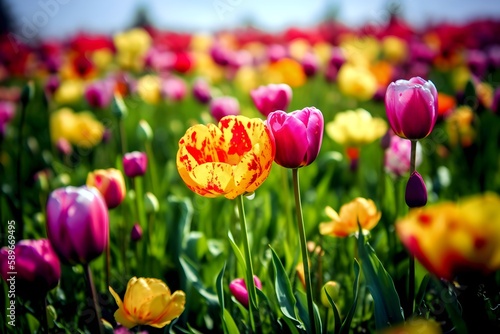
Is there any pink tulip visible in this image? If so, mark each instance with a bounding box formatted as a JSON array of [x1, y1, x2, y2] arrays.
[[161, 76, 187, 102], [46, 186, 109, 265], [192, 78, 212, 104], [250, 83, 292, 117], [385, 135, 422, 176], [0, 239, 61, 299], [229, 276, 262, 308], [267, 107, 324, 168], [123, 151, 148, 178], [385, 76, 438, 140], [209, 96, 240, 122], [84, 79, 114, 108]]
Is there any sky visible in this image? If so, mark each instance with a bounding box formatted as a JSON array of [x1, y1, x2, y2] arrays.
[[4, 0, 500, 41]]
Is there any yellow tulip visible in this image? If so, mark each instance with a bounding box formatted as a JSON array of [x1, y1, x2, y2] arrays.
[[382, 36, 408, 64], [446, 105, 476, 147], [319, 197, 381, 237], [379, 318, 442, 334], [109, 277, 185, 329], [396, 193, 500, 280], [176, 115, 275, 199], [50, 108, 104, 148], [53, 79, 84, 105], [326, 108, 387, 146], [137, 75, 162, 105], [337, 63, 378, 101], [114, 28, 152, 71]]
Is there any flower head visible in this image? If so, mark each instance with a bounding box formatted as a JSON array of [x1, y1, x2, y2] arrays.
[[250, 83, 292, 117], [385, 76, 438, 140], [123, 152, 148, 178], [46, 186, 109, 265], [267, 107, 323, 168], [176, 115, 275, 199], [396, 193, 500, 280], [109, 277, 185, 329], [229, 276, 262, 308], [0, 239, 61, 299], [209, 96, 240, 123], [319, 197, 381, 237], [326, 108, 387, 147], [86, 168, 126, 209]]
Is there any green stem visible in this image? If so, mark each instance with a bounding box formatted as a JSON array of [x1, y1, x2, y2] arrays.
[[133, 177, 148, 275], [145, 141, 158, 195], [83, 264, 104, 334], [38, 297, 48, 333], [119, 118, 127, 157], [407, 140, 417, 317], [105, 231, 110, 290], [292, 168, 317, 334], [237, 195, 257, 332]]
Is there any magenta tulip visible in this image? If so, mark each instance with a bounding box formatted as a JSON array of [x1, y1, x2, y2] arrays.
[[301, 52, 319, 77], [84, 80, 114, 108], [267, 107, 324, 168], [46, 186, 109, 265], [229, 276, 262, 308], [0, 239, 61, 299], [209, 96, 240, 122], [385, 76, 438, 140], [123, 151, 148, 178], [251, 83, 292, 117], [192, 78, 212, 104]]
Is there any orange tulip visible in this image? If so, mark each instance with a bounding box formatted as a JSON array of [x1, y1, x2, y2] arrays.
[[319, 197, 381, 237], [176, 115, 275, 199]]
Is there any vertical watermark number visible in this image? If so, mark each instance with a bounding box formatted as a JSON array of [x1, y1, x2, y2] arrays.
[[6, 220, 16, 327]]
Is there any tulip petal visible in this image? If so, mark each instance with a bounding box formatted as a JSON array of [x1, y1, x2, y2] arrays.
[[270, 112, 308, 168], [191, 162, 235, 197], [149, 291, 186, 328]]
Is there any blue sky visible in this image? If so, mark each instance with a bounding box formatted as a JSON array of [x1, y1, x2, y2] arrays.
[[5, 0, 500, 40]]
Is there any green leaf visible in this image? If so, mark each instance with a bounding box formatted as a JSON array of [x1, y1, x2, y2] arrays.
[[357, 230, 404, 330], [269, 246, 304, 330], [340, 260, 361, 334], [324, 287, 341, 334], [216, 263, 226, 310], [295, 290, 322, 334], [223, 309, 241, 334], [415, 274, 431, 310], [228, 231, 247, 273], [179, 255, 219, 307], [186, 231, 208, 261]]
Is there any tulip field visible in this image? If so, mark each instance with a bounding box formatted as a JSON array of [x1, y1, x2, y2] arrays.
[[1, 12, 500, 334]]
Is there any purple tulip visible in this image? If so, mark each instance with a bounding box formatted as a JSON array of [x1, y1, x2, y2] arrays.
[[267, 107, 324, 168], [46, 186, 109, 265], [192, 78, 212, 104], [0, 239, 61, 299], [405, 171, 427, 208], [123, 151, 148, 178], [250, 83, 292, 117], [0, 101, 16, 137], [229, 276, 262, 308], [209, 96, 240, 122], [385, 77, 438, 140], [84, 79, 114, 108], [130, 223, 143, 242], [466, 49, 488, 79]]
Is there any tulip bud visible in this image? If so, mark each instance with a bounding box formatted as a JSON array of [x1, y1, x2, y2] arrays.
[[144, 192, 159, 213], [405, 171, 427, 208], [136, 119, 153, 142], [229, 276, 262, 308], [55, 138, 72, 156], [112, 93, 128, 119], [86, 168, 126, 209], [46, 186, 109, 265], [130, 223, 143, 242], [0, 239, 61, 299], [321, 281, 341, 307], [123, 151, 148, 178], [209, 96, 240, 122]]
